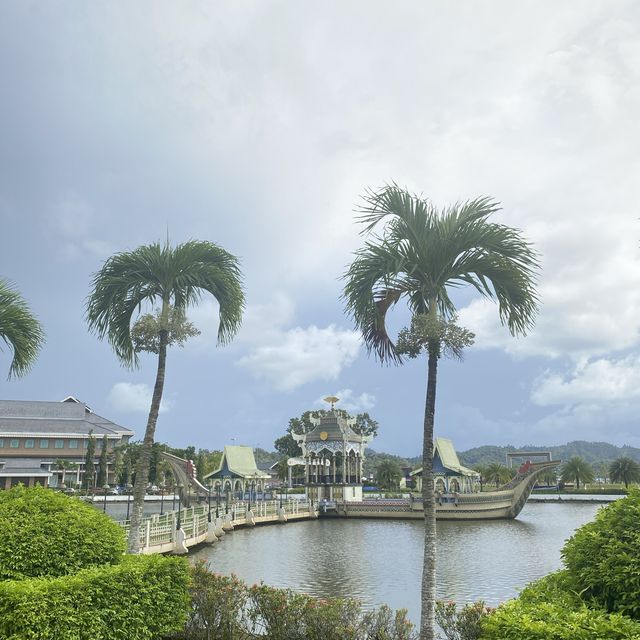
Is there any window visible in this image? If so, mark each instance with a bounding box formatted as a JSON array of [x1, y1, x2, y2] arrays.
[[25, 439, 35, 448], [40, 439, 49, 448], [55, 439, 64, 449], [10, 439, 19, 448], [0, 439, 4, 448], [69, 440, 78, 449]]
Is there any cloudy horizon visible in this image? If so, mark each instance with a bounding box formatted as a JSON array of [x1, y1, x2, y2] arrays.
[[1, 1, 639, 457]]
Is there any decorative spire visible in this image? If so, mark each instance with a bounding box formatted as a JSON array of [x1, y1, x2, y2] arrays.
[[323, 395, 339, 411]]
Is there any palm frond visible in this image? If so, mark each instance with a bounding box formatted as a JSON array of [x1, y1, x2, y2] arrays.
[[0, 279, 45, 379]]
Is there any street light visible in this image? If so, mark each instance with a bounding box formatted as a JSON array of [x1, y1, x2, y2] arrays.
[[216, 483, 221, 518], [102, 484, 110, 512], [159, 481, 166, 515], [125, 483, 133, 520], [207, 478, 213, 523], [176, 483, 184, 530]]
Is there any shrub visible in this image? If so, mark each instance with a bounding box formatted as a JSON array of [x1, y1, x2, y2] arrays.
[[562, 489, 640, 618], [0, 555, 190, 640], [0, 485, 125, 579], [436, 600, 492, 640], [179, 562, 417, 640]]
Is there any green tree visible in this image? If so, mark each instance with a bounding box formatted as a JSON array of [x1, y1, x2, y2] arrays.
[[561, 456, 595, 490], [97, 435, 109, 487], [609, 456, 640, 489], [473, 464, 490, 491], [485, 462, 513, 489], [0, 278, 45, 378], [82, 431, 96, 490], [274, 409, 379, 458], [376, 459, 402, 490], [342, 185, 539, 640], [86, 240, 244, 552]]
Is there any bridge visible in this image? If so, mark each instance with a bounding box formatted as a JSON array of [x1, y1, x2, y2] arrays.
[[118, 499, 317, 554]]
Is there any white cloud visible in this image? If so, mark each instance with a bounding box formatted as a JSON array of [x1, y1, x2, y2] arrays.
[[532, 354, 640, 407], [315, 388, 376, 413], [237, 324, 361, 391], [107, 382, 174, 414]]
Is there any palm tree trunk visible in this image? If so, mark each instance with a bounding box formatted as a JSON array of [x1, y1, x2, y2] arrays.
[[420, 345, 438, 640], [127, 327, 169, 553]]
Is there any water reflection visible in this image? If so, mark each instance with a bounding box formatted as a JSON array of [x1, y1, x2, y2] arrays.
[[190, 502, 602, 623]]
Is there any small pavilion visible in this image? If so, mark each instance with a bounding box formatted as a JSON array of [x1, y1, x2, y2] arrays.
[[203, 445, 270, 500], [293, 397, 373, 503], [411, 438, 479, 494]]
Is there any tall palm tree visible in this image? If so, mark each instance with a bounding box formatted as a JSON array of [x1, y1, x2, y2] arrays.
[[86, 240, 244, 552], [0, 278, 45, 379], [342, 185, 539, 640], [609, 456, 640, 489], [560, 456, 595, 490]]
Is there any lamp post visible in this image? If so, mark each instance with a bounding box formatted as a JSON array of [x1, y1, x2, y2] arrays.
[[159, 481, 166, 516], [207, 479, 213, 523], [279, 482, 284, 508], [172, 481, 176, 510], [125, 483, 133, 520], [102, 484, 109, 513], [176, 483, 184, 530], [216, 483, 221, 518]]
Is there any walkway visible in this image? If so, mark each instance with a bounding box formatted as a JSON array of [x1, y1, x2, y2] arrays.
[[118, 499, 316, 554]]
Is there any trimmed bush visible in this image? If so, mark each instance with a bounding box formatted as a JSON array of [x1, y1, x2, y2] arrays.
[[0, 485, 125, 579], [179, 562, 417, 640], [0, 555, 190, 640], [480, 571, 640, 640], [562, 489, 640, 618]]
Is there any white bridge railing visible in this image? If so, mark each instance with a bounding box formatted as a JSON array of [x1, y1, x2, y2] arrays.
[[118, 499, 313, 554]]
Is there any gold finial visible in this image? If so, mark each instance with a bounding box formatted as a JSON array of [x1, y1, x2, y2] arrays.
[[323, 396, 339, 410]]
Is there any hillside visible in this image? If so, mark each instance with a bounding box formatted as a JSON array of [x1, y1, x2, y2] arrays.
[[457, 441, 640, 468]]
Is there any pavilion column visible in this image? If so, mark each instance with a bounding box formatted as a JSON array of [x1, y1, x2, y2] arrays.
[[342, 447, 346, 484], [332, 454, 336, 484]]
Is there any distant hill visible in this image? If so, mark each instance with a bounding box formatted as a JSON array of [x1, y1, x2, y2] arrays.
[[457, 441, 640, 468]]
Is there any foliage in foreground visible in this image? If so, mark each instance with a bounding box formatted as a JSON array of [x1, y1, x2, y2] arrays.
[[480, 571, 640, 640], [0, 555, 190, 640], [176, 563, 417, 640], [0, 485, 125, 579], [562, 488, 640, 619], [435, 601, 493, 640]]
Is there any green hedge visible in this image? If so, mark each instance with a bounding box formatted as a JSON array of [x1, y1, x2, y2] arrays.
[[562, 488, 640, 618], [0, 555, 190, 640], [480, 569, 640, 640], [0, 485, 125, 579]]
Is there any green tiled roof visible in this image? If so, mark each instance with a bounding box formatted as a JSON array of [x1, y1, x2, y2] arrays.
[[205, 445, 270, 480], [411, 438, 478, 477]]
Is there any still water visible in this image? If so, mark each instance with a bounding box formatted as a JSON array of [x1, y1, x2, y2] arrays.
[[189, 502, 602, 622]]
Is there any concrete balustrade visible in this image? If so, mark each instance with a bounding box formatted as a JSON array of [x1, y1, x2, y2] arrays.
[[117, 499, 316, 555]]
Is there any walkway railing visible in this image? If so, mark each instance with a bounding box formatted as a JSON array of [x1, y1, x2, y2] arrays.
[[117, 499, 315, 555]]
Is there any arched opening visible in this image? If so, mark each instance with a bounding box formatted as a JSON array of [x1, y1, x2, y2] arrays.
[[449, 478, 460, 493], [435, 478, 446, 493]]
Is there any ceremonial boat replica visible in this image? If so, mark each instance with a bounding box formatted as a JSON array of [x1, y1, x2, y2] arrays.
[[294, 399, 560, 521]]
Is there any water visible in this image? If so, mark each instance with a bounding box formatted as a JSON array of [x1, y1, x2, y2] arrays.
[[189, 502, 602, 622]]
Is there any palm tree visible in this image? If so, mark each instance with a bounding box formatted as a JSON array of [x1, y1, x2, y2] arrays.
[[0, 278, 45, 378], [473, 464, 490, 491], [86, 240, 244, 552], [609, 456, 640, 489], [485, 462, 513, 489], [342, 185, 539, 640], [376, 459, 402, 490], [560, 456, 595, 490]]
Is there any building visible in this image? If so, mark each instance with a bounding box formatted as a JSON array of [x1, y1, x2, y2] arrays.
[[293, 407, 372, 503], [0, 396, 134, 490], [204, 445, 271, 500], [411, 438, 479, 493]]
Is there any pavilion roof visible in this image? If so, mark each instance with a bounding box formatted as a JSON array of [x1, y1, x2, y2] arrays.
[[204, 445, 270, 480], [410, 438, 478, 477]]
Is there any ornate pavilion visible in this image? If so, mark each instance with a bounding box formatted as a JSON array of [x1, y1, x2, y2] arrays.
[[293, 399, 373, 503], [203, 445, 270, 500], [411, 437, 479, 493]]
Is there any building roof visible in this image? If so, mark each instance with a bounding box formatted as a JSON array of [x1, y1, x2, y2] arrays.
[[204, 446, 271, 481], [411, 438, 479, 478], [304, 411, 363, 443], [0, 399, 134, 439], [0, 458, 53, 477]]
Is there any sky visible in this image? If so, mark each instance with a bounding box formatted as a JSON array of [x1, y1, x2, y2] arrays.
[[1, 1, 639, 457]]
